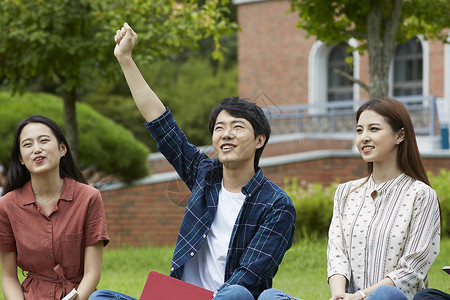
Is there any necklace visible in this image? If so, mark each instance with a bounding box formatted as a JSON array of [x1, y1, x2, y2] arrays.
[[33, 184, 63, 204]]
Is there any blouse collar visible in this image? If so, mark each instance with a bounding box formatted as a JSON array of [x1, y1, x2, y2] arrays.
[[20, 177, 76, 206], [367, 173, 408, 196]]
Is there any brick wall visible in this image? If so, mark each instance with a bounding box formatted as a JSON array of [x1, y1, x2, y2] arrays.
[[101, 152, 449, 248], [236, 0, 447, 106], [237, 0, 314, 105], [101, 181, 187, 248]]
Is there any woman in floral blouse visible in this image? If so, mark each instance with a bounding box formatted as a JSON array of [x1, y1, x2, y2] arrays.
[[259, 97, 440, 300]]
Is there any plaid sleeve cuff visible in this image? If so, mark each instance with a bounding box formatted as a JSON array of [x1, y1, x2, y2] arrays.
[[144, 108, 174, 138]]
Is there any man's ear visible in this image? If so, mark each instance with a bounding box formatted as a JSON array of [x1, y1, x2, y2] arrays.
[[256, 135, 266, 149]]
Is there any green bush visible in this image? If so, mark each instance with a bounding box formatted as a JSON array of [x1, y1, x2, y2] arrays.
[[0, 92, 150, 182], [84, 57, 238, 152], [429, 169, 450, 237], [288, 170, 450, 241], [285, 178, 337, 241]]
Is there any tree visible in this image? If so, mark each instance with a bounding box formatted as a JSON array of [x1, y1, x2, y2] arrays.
[[0, 92, 149, 183], [289, 0, 450, 98], [0, 0, 237, 161], [83, 56, 238, 152]]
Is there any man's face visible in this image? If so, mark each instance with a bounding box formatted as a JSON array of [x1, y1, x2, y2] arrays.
[[212, 110, 265, 170]]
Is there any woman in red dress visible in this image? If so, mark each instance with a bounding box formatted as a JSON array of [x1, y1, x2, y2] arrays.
[[0, 115, 109, 299]]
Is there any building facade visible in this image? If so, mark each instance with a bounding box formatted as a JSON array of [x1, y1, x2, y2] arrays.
[[97, 0, 450, 247], [233, 0, 450, 141]]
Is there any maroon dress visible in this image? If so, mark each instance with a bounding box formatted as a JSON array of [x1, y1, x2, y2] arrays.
[[0, 177, 110, 299]]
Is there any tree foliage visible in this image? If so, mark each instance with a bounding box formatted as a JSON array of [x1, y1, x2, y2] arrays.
[[0, 0, 237, 161], [0, 92, 149, 183], [84, 56, 238, 151], [289, 0, 450, 98]]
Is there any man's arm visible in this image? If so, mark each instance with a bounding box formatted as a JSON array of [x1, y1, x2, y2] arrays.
[[114, 23, 166, 123]]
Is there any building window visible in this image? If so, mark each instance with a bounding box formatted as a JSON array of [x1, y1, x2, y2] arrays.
[[327, 43, 354, 102], [393, 37, 423, 96]]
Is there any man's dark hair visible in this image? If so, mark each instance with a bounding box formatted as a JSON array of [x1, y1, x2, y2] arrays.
[[208, 97, 271, 169]]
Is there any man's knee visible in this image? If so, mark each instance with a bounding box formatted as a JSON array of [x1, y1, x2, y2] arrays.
[[89, 290, 137, 300], [369, 285, 408, 300], [214, 284, 254, 300], [258, 288, 283, 299]]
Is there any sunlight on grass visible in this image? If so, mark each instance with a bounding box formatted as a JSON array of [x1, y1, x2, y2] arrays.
[[0, 239, 448, 299]]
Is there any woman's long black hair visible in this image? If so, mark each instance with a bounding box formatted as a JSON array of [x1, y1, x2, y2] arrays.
[[2, 115, 87, 196]]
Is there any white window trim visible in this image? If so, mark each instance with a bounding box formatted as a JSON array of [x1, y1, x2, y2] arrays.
[[308, 39, 360, 113], [388, 35, 429, 97]]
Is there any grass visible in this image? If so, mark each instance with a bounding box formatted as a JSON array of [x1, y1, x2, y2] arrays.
[[1, 238, 449, 299]]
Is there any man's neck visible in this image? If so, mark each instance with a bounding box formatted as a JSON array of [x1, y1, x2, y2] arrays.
[[222, 166, 256, 193]]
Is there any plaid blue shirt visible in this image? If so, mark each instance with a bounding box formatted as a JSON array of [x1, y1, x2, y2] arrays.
[[145, 109, 296, 298]]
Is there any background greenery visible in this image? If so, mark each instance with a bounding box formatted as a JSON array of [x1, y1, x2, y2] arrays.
[[0, 38, 237, 181], [287, 170, 450, 241], [83, 55, 238, 152], [0, 92, 149, 183]]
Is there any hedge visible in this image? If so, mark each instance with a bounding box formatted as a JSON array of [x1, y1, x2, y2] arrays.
[[287, 170, 450, 241], [0, 92, 150, 182]]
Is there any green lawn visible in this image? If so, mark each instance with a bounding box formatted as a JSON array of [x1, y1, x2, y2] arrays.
[[1, 238, 449, 299]]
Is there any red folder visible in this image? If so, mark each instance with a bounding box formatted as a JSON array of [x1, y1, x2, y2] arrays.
[[140, 270, 214, 300]]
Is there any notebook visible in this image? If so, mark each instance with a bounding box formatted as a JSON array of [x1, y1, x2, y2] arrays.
[[139, 270, 214, 300]]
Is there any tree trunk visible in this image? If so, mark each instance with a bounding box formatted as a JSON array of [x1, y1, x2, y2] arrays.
[[63, 89, 79, 163], [367, 0, 402, 99]]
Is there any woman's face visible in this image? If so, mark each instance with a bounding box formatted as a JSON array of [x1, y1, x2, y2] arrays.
[[355, 110, 404, 165], [18, 122, 66, 177]]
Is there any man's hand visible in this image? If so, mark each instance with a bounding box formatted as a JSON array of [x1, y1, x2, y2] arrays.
[[114, 22, 138, 60]]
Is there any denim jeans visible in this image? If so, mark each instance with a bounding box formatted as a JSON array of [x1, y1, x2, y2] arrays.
[[367, 285, 408, 300], [89, 285, 254, 300], [256, 286, 408, 300], [257, 288, 303, 300], [88, 290, 137, 300], [214, 285, 255, 299]]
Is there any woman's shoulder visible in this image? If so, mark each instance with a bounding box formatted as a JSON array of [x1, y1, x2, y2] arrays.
[[403, 175, 437, 197], [64, 177, 101, 200], [401, 174, 434, 191], [0, 189, 16, 205], [0, 183, 30, 207], [0, 190, 22, 217]]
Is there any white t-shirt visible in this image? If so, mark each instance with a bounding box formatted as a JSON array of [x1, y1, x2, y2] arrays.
[[182, 181, 246, 293]]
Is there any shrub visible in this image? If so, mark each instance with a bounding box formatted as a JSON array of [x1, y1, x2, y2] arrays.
[[287, 170, 450, 242], [84, 57, 238, 151], [285, 178, 337, 241], [0, 92, 149, 182], [429, 169, 450, 237]]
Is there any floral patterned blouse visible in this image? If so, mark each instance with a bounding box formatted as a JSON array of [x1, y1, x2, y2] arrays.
[[327, 173, 440, 299]]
